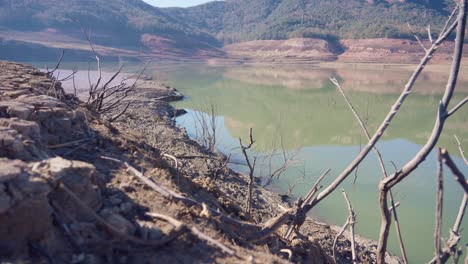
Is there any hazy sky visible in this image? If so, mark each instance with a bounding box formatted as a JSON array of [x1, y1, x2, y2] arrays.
[[143, 0, 215, 8]]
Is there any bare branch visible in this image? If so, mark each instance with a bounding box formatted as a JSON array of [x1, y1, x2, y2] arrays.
[[454, 135, 468, 165], [330, 77, 409, 263], [342, 190, 357, 264], [440, 149, 468, 194], [434, 149, 444, 264], [447, 96, 468, 118], [377, 3, 467, 262], [408, 23, 428, 51], [427, 25, 434, 44]]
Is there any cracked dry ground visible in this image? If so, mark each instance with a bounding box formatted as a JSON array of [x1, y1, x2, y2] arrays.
[[0, 61, 396, 264]]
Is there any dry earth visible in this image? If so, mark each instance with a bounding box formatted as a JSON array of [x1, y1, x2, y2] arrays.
[[0, 60, 401, 264]]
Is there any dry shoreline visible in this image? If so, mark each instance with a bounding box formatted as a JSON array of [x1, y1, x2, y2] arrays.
[[0, 60, 401, 263]]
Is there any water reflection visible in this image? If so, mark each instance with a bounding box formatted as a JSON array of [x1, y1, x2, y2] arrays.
[[165, 63, 468, 263]]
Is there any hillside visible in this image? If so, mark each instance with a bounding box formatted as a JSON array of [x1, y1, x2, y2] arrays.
[[167, 0, 453, 44], [0, 0, 223, 60], [0, 0, 462, 62]]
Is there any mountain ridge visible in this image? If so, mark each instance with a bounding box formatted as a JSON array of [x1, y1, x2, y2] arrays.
[[0, 0, 462, 61]]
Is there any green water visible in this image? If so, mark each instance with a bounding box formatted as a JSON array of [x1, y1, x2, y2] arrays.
[[155, 63, 468, 263]]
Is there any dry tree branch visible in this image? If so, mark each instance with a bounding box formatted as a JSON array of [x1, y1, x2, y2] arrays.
[[46, 50, 65, 76], [147, 213, 237, 256], [428, 149, 467, 264], [342, 190, 357, 264], [332, 190, 357, 264], [99, 156, 263, 235], [408, 23, 428, 51], [447, 96, 468, 118], [330, 77, 409, 263], [434, 149, 444, 264], [427, 25, 434, 44], [376, 2, 466, 262], [239, 128, 257, 214], [454, 135, 468, 165]]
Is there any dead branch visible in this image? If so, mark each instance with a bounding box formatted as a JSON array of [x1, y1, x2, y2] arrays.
[[376, 2, 466, 262], [453, 135, 467, 165], [147, 213, 237, 256], [239, 128, 257, 214], [163, 153, 179, 183], [330, 77, 409, 263], [434, 149, 444, 264], [99, 156, 262, 235], [193, 104, 218, 152], [343, 190, 357, 264], [440, 149, 468, 194], [332, 217, 349, 263], [46, 50, 65, 76], [408, 23, 428, 51], [447, 96, 468, 118]]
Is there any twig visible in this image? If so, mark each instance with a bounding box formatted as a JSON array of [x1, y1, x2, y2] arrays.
[[47, 138, 94, 149], [147, 213, 237, 256], [342, 190, 357, 264], [453, 135, 468, 165], [332, 219, 349, 263], [440, 149, 468, 194], [239, 128, 257, 214], [408, 23, 428, 51], [163, 153, 179, 184]]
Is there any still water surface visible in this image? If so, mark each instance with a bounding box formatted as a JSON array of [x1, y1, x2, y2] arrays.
[[155, 63, 468, 263]]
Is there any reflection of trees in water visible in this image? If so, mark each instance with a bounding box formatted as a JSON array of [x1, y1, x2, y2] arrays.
[[222, 65, 468, 94], [172, 68, 468, 153]]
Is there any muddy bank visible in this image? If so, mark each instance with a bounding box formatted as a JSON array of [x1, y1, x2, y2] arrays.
[[0, 60, 400, 263]]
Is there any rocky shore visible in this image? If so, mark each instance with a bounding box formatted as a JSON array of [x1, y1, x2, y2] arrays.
[[0, 60, 400, 263]]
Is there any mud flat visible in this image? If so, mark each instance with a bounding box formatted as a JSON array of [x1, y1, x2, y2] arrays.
[[0, 60, 400, 263]]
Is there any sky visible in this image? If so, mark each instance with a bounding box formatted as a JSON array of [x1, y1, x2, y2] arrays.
[[143, 0, 216, 8]]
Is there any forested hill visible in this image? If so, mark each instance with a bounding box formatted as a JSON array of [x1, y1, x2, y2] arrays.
[[0, 0, 221, 50], [0, 0, 460, 60], [166, 0, 455, 44]]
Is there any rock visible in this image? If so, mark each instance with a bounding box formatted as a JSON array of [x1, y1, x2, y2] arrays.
[[102, 212, 136, 236], [119, 202, 133, 214], [0, 159, 25, 182], [138, 221, 164, 240], [0, 118, 40, 140], [32, 157, 102, 220]]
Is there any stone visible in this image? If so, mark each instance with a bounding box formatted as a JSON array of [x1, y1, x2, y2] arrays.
[[102, 212, 136, 235], [0, 193, 11, 214], [0, 159, 24, 183], [0, 118, 40, 140]]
